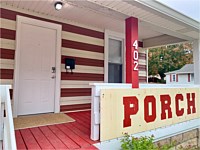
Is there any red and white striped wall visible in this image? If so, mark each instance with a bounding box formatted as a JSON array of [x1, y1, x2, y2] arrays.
[[0, 7, 147, 112]]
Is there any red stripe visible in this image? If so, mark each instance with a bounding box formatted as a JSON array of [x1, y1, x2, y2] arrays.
[[20, 129, 41, 149], [29, 128, 54, 149], [62, 24, 104, 39], [61, 56, 104, 67], [188, 73, 190, 82], [139, 53, 146, 60], [0, 69, 14, 79], [0, 28, 16, 40], [0, 48, 15, 59], [60, 104, 91, 112], [62, 39, 104, 53], [61, 88, 91, 97], [0, 8, 104, 39], [139, 65, 146, 71], [139, 76, 147, 82], [39, 126, 68, 149], [138, 41, 143, 48], [61, 72, 104, 81]]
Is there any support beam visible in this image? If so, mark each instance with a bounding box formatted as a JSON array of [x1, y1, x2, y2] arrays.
[[126, 17, 139, 88], [193, 39, 200, 85]]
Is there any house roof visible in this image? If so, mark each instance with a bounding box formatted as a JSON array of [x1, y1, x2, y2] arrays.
[[165, 64, 194, 75]]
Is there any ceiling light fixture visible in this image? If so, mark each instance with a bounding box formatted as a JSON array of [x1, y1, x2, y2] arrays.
[[54, 1, 63, 10]]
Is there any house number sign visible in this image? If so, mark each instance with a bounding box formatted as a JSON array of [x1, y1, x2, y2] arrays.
[[133, 40, 138, 71]]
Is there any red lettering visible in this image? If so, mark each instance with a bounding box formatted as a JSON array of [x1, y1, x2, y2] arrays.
[[160, 95, 172, 120], [187, 93, 196, 114], [144, 96, 156, 123], [123, 96, 139, 127], [175, 94, 184, 116]]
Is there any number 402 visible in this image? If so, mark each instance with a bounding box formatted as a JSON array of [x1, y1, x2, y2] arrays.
[[133, 40, 138, 71]]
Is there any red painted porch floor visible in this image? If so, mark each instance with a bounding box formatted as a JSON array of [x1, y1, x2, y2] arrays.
[[15, 111, 99, 150]]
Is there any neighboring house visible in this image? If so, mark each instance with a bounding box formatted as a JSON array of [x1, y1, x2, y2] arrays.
[[165, 64, 194, 84]]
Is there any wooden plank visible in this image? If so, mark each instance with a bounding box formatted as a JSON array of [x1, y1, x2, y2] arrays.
[[70, 122, 90, 135], [67, 113, 91, 129], [20, 129, 41, 149], [29, 127, 54, 149], [60, 104, 91, 112], [56, 124, 90, 148], [70, 112, 91, 126], [39, 126, 68, 149], [62, 39, 104, 53], [48, 125, 80, 149], [15, 130, 27, 150], [64, 123, 95, 144]]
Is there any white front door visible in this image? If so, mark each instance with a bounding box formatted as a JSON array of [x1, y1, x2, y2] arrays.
[[17, 22, 57, 115]]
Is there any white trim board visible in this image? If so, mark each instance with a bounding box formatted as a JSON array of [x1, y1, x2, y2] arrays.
[[13, 16, 61, 117]]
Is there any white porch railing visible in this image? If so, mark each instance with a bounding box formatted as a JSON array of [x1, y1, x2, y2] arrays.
[[0, 85, 16, 150]]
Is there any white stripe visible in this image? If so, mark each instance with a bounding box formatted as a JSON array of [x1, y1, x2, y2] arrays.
[[139, 59, 146, 65], [62, 47, 104, 60], [62, 31, 104, 46], [60, 96, 91, 105], [0, 59, 14, 69], [0, 18, 16, 30], [0, 79, 13, 85], [139, 71, 147, 77], [61, 80, 103, 86], [0, 59, 14, 65], [61, 84, 91, 89], [0, 38, 15, 50], [61, 64, 103, 74]]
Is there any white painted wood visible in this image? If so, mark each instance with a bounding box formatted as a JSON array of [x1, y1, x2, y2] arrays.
[[0, 18, 16, 30], [0, 38, 15, 50], [193, 39, 200, 85], [90, 83, 132, 141], [14, 16, 61, 117], [61, 64, 103, 74], [61, 47, 104, 60], [62, 31, 104, 46], [0, 85, 17, 150]]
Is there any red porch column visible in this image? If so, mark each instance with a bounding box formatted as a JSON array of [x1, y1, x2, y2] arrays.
[[126, 17, 139, 88]]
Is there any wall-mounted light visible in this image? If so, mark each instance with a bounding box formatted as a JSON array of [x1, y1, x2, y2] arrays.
[[54, 1, 63, 10]]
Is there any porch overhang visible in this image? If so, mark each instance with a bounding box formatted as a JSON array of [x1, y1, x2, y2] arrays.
[[1, 0, 199, 45]]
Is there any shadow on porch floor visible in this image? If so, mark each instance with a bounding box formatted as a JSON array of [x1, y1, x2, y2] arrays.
[[15, 111, 99, 150]]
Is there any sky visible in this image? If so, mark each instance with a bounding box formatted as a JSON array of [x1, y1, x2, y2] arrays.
[[158, 0, 200, 22]]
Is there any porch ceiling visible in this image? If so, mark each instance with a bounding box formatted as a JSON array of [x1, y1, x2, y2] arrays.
[[1, 0, 199, 44]]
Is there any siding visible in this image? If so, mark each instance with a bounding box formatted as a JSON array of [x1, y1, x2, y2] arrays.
[[0, 7, 147, 112]]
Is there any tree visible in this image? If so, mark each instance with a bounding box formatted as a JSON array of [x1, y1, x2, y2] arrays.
[[148, 43, 193, 80]]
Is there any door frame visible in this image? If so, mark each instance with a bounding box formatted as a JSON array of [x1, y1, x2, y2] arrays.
[[13, 16, 61, 117], [104, 30, 126, 83]]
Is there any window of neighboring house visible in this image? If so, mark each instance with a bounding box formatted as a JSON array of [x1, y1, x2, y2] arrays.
[[172, 74, 176, 82], [191, 74, 194, 81]]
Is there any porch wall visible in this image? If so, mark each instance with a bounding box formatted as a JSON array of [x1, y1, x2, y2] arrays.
[[0, 7, 147, 112]]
